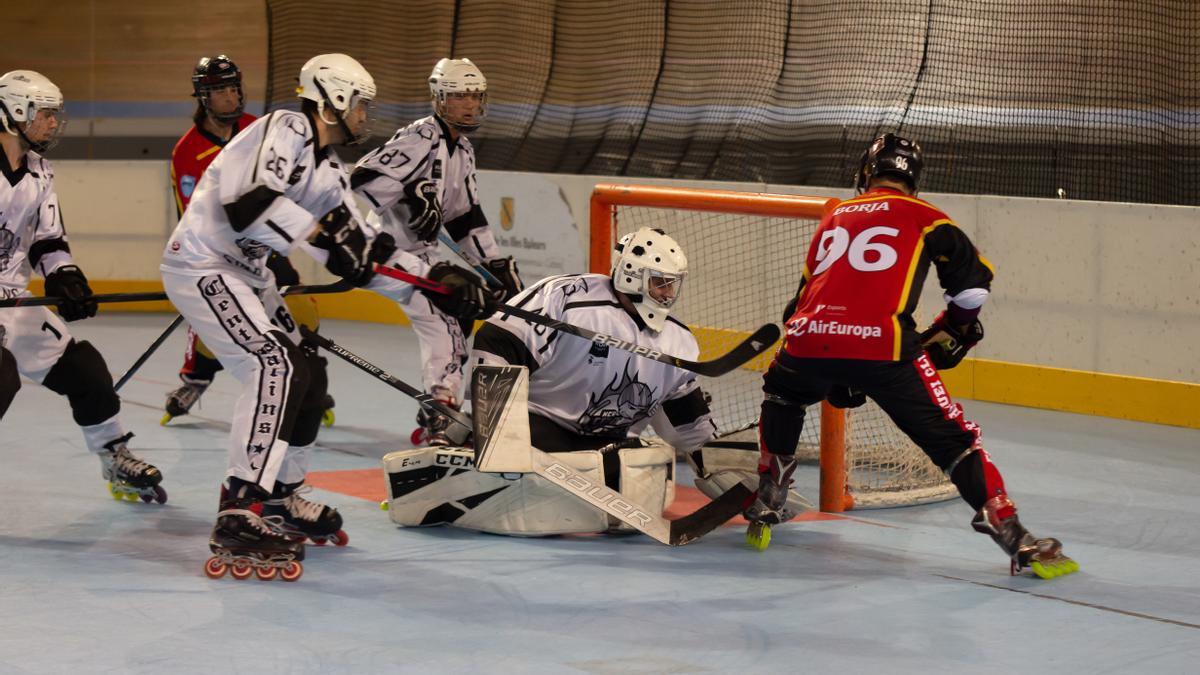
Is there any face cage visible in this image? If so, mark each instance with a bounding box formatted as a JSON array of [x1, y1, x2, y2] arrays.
[[10, 106, 68, 153], [644, 269, 685, 309], [197, 83, 245, 123], [434, 91, 488, 133]]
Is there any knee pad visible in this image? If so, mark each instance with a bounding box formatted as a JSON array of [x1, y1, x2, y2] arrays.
[[41, 340, 119, 426], [286, 347, 328, 447], [0, 347, 20, 418]]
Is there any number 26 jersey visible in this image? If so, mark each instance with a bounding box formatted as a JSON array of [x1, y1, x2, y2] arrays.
[[783, 187, 994, 362]]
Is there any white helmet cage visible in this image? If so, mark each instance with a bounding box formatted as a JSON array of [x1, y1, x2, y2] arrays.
[[296, 54, 377, 145], [428, 58, 488, 133], [611, 227, 688, 332], [0, 70, 66, 153]]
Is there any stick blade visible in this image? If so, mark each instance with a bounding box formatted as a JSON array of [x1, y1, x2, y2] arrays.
[[668, 483, 753, 546], [686, 323, 781, 377]]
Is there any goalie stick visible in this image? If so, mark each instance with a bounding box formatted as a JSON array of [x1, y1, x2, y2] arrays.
[[371, 263, 781, 378], [304, 328, 752, 546]]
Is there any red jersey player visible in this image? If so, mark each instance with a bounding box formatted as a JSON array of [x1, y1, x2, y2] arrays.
[[163, 56, 330, 425], [746, 134, 1078, 579]]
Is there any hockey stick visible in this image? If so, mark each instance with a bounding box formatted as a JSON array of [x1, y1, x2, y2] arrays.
[[112, 281, 353, 392], [307, 330, 752, 545], [437, 231, 503, 288], [371, 263, 781, 378], [0, 281, 353, 309]]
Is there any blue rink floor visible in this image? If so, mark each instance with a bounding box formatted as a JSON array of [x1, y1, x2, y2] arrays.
[[1, 314, 1198, 674]]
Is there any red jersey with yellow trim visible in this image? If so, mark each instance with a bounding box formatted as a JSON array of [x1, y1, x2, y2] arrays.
[[170, 112, 256, 216], [783, 187, 993, 361]]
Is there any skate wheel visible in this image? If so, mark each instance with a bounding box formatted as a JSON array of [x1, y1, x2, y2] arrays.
[[280, 561, 303, 582], [124, 491, 139, 502], [410, 427, 425, 445], [108, 484, 123, 501], [152, 485, 169, 504], [160, 413, 173, 426], [204, 557, 228, 579], [312, 537, 327, 547], [322, 409, 335, 427], [330, 530, 349, 547], [256, 566, 278, 581], [230, 562, 254, 580], [746, 522, 772, 551]]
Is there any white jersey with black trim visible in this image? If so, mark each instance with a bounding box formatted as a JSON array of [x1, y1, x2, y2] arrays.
[[352, 115, 500, 264], [0, 151, 75, 298], [471, 273, 716, 453], [161, 110, 364, 288]]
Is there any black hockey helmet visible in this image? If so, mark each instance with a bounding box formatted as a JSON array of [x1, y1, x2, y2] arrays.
[[191, 55, 244, 123], [853, 133, 924, 194]]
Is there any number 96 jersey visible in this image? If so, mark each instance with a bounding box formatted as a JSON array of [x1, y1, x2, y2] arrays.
[[783, 187, 994, 362]]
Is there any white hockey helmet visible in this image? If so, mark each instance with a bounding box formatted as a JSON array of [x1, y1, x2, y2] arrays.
[[428, 58, 487, 133], [296, 53, 377, 145], [0, 70, 66, 153], [611, 227, 688, 333]]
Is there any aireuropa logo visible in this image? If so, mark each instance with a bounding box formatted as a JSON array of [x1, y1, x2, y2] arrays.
[[786, 316, 882, 340]]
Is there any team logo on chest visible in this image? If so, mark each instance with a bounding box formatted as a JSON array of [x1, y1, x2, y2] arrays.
[[577, 363, 657, 436]]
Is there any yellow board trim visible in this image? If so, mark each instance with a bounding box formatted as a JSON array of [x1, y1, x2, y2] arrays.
[[39, 280, 1199, 430]]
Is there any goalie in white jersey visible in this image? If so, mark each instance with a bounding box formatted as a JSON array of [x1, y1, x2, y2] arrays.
[[161, 54, 494, 568], [0, 70, 166, 504], [383, 228, 805, 536], [352, 58, 523, 446]]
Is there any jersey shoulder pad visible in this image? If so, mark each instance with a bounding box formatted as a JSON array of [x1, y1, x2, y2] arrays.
[[26, 152, 53, 180], [270, 110, 313, 141]]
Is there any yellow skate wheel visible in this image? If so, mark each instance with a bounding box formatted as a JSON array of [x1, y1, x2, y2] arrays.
[[746, 522, 772, 551], [160, 413, 173, 426], [108, 484, 122, 500], [1031, 557, 1080, 580], [321, 409, 335, 427]]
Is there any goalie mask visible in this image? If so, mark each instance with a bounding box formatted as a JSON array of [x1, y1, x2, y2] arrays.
[[429, 58, 487, 134], [192, 55, 245, 125], [0, 70, 66, 154], [611, 227, 688, 333], [853, 133, 923, 194], [297, 53, 377, 146]]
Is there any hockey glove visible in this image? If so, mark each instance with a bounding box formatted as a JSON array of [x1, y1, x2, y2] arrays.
[[368, 231, 398, 266], [827, 385, 866, 409], [403, 179, 442, 243], [484, 256, 524, 302], [423, 262, 495, 322], [311, 204, 373, 287], [44, 265, 98, 322], [919, 311, 984, 370]]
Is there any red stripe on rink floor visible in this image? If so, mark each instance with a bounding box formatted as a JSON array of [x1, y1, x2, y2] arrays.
[[307, 468, 847, 526]]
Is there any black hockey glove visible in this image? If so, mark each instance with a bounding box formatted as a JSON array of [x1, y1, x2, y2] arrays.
[[919, 311, 984, 370], [44, 265, 98, 322], [484, 256, 524, 302], [368, 231, 398, 266], [827, 385, 866, 409], [423, 262, 496, 322], [310, 205, 373, 287], [403, 179, 442, 243]]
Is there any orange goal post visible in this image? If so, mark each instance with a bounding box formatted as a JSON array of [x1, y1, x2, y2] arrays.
[[589, 183, 958, 512]]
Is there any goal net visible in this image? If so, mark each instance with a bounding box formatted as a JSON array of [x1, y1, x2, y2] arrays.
[[590, 184, 958, 511]]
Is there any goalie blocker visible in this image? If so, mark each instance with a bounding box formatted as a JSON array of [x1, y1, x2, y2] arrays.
[[383, 365, 675, 536]]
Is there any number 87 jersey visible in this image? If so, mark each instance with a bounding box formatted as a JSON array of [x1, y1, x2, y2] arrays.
[[783, 186, 994, 362]]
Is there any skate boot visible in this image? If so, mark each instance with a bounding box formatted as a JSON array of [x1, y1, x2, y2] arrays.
[[413, 395, 459, 447], [161, 378, 209, 425], [971, 495, 1080, 579], [743, 452, 800, 551], [321, 393, 336, 428], [100, 433, 167, 504], [206, 496, 305, 582], [262, 482, 348, 546]]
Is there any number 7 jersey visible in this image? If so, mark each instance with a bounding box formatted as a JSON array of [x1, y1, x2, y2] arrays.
[[783, 187, 994, 361]]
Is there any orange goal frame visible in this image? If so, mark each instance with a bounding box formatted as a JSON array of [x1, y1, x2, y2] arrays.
[[588, 183, 858, 512]]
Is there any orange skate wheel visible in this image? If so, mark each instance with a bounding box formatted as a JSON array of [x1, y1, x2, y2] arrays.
[[255, 566, 278, 581], [204, 557, 228, 579], [280, 561, 303, 582], [230, 562, 254, 580]]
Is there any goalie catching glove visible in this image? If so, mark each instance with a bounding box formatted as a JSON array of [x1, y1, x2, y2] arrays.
[[484, 256, 523, 302], [423, 262, 495, 322], [310, 204, 374, 286], [44, 265, 98, 322], [919, 310, 984, 370]]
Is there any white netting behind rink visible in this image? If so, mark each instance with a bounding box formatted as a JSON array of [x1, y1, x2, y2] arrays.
[[609, 199, 957, 509]]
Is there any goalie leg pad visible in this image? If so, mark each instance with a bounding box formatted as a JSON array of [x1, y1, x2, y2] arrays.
[[687, 444, 813, 519], [384, 447, 609, 535], [608, 440, 675, 532]]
